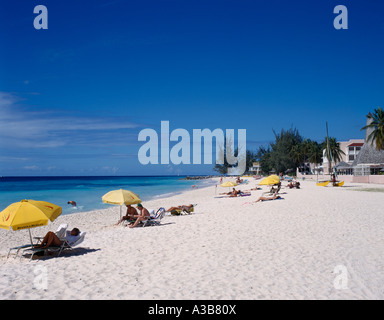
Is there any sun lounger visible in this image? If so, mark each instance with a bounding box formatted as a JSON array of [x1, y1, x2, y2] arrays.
[[32, 223, 68, 244], [121, 208, 156, 226], [214, 193, 251, 198], [142, 207, 166, 227], [169, 204, 197, 215], [21, 230, 86, 261], [7, 224, 68, 259]]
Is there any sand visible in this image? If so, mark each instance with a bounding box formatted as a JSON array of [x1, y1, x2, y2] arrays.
[[1, 177, 384, 300]]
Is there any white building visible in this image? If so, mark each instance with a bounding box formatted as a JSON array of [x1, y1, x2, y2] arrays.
[[322, 139, 364, 174]]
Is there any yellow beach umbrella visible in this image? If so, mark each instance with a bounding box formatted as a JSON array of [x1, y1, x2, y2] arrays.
[[220, 181, 238, 188], [0, 199, 62, 245], [258, 175, 280, 186], [102, 189, 141, 218], [0, 200, 62, 231]]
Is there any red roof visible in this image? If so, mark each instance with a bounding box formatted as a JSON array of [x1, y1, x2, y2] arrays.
[[348, 143, 364, 147]]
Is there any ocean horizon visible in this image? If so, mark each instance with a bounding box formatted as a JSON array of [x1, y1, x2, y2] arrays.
[[0, 175, 215, 215]]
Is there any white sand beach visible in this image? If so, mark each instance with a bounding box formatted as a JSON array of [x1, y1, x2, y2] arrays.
[[1, 177, 384, 300]]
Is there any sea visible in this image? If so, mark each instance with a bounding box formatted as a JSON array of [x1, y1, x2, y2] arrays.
[[0, 176, 214, 215]]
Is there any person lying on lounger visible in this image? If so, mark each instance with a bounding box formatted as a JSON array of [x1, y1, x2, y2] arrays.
[[220, 188, 242, 197], [166, 204, 195, 212], [35, 228, 81, 249], [255, 192, 283, 202]]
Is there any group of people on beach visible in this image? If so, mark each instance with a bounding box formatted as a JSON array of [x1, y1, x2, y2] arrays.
[[114, 203, 195, 227], [220, 187, 245, 197], [36, 176, 294, 259], [37, 202, 193, 254], [255, 176, 303, 202], [67, 176, 300, 230], [219, 176, 301, 203], [115, 203, 152, 228], [219, 185, 283, 202]]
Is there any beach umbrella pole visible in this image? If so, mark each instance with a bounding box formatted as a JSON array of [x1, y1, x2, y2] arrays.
[[28, 229, 33, 247]]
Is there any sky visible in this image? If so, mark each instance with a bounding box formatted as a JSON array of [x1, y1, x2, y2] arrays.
[[1, 0, 384, 176]]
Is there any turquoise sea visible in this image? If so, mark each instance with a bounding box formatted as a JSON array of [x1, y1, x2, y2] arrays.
[[0, 176, 213, 215]]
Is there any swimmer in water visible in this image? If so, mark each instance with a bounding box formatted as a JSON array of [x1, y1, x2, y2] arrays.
[[67, 201, 77, 207]]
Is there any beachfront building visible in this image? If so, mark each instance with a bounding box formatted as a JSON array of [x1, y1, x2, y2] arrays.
[[302, 113, 384, 183], [248, 162, 261, 175], [322, 139, 365, 175], [351, 114, 384, 177]]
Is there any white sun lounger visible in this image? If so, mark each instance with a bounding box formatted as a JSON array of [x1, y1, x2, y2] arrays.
[[21, 230, 86, 261], [142, 207, 166, 227], [7, 224, 68, 259]]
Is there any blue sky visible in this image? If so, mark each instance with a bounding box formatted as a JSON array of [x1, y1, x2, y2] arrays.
[[1, 0, 384, 176]]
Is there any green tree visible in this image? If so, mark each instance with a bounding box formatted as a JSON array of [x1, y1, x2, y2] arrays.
[[213, 139, 256, 175], [361, 107, 384, 150], [322, 137, 345, 172], [307, 141, 322, 165], [256, 146, 272, 174], [245, 149, 257, 173], [258, 128, 303, 174], [290, 139, 322, 173], [290, 144, 303, 164]]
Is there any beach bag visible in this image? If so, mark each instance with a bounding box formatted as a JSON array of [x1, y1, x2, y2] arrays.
[[171, 209, 181, 216]]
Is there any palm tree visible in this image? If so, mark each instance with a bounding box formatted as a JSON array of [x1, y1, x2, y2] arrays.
[[328, 137, 345, 163], [290, 144, 303, 172], [322, 137, 345, 173], [361, 107, 384, 150], [308, 141, 322, 165]]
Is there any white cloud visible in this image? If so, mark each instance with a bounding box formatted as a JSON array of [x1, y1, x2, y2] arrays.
[[23, 165, 39, 170], [0, 91, 140, 149]]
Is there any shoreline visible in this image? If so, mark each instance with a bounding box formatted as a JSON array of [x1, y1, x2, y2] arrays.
[[1, 177, 384, 299], [0, 175, 212, 215], [61, 175, 217, 217]]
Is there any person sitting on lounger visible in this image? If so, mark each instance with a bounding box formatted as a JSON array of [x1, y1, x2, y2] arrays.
[[115, 204, 138, 225], [255, 192, 283, 202], [230, 188, 242, 197], [288, 181, 300, 189], [236, 177, 244, 184], [220, 188, 241, 197], [129, 203, 150, 228], [270, 182, 281, 193], [35, 228, 81, 249]]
